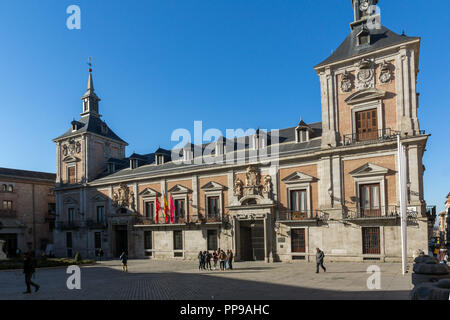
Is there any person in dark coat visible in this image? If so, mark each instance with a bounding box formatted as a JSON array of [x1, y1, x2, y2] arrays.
[[205, 251, 212, 270], [228, 250, 234, 270], [23, 252, 39, 294], [198, 251, 204, 270], [315, 248, 326, 273], [119, 251, 128, 272], [212, 250, 218, 270]]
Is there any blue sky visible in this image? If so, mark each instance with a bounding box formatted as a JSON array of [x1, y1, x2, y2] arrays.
[[0, 0, 449, 212]]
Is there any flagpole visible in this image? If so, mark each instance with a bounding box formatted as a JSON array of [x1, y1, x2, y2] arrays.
[[397, 134, 408, 275]]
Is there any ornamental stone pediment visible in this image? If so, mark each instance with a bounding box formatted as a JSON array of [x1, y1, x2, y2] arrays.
[[63, 196, 78, 204], [344, 88, 386, 105], [281, 172, 316, 184], [201, 181, 226, 191], [62, 155, 80, 163], [349, 163, 390, 177], [91, 194, 107, 202], [139, 187, 161, 198], [168, 184, 191, 194]]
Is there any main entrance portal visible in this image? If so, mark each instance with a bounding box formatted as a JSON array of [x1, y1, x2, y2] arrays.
[[114, 225, 128, 257], [239, 221, 265, 261]]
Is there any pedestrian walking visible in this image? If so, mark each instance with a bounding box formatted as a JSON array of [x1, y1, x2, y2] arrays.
[[219, 250, 226, 271], [23, 252, 39, 294], [198, 251, 203, 270], [119, 251, 128, 272], [315, 248, 326, 273], [228, 249, 234, 270], [212, 250, 218, 270], [205, 251, 212, 270]]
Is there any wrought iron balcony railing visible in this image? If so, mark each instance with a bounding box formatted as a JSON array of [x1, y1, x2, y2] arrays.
[[0, 209, 16, 218], [85, 220, 108, 229], [343, 128, 398, 146], [343, 205, 401, 220], [278, 209, 323, 221], [55, 221, 83, 231]]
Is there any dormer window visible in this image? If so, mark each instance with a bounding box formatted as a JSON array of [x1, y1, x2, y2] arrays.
[[296, 128, 309, 143], [101, 122, 108, 134], [71, 121, 79, 132], [108, 163, 115, 173], [357, 28, 370, 46], [295, 119, 312, 143], [130, 159, 138, 169], [157, 155, 164, 165]]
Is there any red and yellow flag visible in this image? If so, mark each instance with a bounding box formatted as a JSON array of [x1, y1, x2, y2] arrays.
[[163, 195, 169, 223], [155, 196, 161, 224]]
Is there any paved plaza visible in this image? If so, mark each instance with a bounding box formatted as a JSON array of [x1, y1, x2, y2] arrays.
[[0, 260, 413, 300]]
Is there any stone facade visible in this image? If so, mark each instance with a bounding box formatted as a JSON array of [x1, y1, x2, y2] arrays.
[[53, 1, 431, 263], [0, 168, 56, 257]]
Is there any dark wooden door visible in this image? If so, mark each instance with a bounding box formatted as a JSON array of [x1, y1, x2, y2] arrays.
[[356, 109, 378, 141], [362, 227, 381, 254], [291, 229, 306, 253]]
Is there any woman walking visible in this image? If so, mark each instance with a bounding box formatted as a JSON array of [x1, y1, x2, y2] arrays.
[[198, 251, 204, 270], [212, 250, 218, 270], [119, 251, 128, 272], [219, 250, 226, 271]]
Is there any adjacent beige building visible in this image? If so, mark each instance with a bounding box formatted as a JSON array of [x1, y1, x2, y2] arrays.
[[53, 0, 431, 262]]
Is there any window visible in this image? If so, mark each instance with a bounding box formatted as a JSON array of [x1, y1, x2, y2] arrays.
[[356, 109, 378, 141], [290, 190, 307, 216], [174, 199, 185, 219], [144, 231, 152, 250], [296, 129, 308, 143], [68, 166, 76, 184], [96, 206, 105, 223], [108, 163, 115, 173], [7, 185, 13, 192], [145, 201, 154, 219], [2, 200, 12, 210], [157, 155, 164, 165], [94, 232, 102, 249], [362, 227, 381, 254], [207, 230, 218, 251], [291, 229, 306, 253], [68, 208, 75, 224], [131, 159, 138, 169], [359, 184, 381, 217], [173, 230, 183, 250], [207, 196, 220, 218]]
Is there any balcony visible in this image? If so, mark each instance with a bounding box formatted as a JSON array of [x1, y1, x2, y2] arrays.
[[343, 206, 400, 220], [55, 221, 82, 231], [85, 219, 108, 230], [0, 209, 16, 218], [278, 210, 323, 222], [343, 128, 399, 146]]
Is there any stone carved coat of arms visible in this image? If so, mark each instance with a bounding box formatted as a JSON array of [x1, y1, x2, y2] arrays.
[[63, 139, 81, 157], [112, 183, 135, 211]]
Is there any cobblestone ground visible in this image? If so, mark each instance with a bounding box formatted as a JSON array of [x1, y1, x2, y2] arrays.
[[0, 260, 413, 300]]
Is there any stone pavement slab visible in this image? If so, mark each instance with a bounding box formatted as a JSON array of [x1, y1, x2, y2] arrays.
[[0, 259, 413, 300]]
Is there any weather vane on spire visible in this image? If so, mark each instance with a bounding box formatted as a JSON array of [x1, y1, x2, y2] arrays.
[[88, 56, 92, 73]]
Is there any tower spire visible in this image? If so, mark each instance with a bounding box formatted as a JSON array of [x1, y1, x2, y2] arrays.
[[80, 57, 101, 117]]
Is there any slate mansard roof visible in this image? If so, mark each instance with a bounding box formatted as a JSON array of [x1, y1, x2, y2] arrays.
[[315, 25, 420, 69], [93, 122, 323, 183], [0, 167, 56, 182], [53, 114, 127, 144]]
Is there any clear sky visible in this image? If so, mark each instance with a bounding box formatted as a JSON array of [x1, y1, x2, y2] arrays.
[[0, 0, 449, 212]]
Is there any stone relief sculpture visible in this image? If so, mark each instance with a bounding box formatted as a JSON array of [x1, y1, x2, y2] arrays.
[[112, 183, 134, 211], [379, 61, 392, 84], [356, 58, 374, 91], [63, 139, 81, 157], [263, 175, 272, 195], [340, 71, 352, 93], [233, 178, 244, 198], [245, 165, 261, 196]]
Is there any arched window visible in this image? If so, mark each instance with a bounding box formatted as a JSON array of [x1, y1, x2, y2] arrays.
[[1, 184, 6, 192], [7, 185, 13, 192]]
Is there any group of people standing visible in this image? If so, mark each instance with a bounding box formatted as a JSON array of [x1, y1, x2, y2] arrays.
[[198, 249, 233, 271]]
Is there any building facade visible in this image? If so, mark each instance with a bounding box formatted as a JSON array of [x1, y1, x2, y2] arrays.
[[53, 1, 431, 262], [0, 168, 56, 257], [439, 193, 450, 245]]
